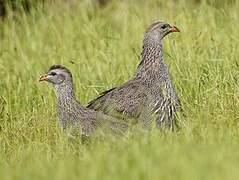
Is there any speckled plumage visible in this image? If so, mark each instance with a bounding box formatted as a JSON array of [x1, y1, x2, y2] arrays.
[[87, 22, 181, 129], [40, 65, 128, 137]]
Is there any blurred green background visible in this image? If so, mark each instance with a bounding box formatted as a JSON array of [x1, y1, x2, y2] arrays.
[[0, 0, 239, 179]]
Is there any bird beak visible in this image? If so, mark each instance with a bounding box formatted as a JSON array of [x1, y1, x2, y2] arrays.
[[169, 26, 180, 33], [39, 74, 48, 82]]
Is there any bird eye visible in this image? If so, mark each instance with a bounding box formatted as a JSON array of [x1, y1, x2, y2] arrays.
[[161, 24, 167, 29], [50, 72, 57, 76]]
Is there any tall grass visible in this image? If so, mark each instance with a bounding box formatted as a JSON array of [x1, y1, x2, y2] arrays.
[[0, 0, 239, 179]]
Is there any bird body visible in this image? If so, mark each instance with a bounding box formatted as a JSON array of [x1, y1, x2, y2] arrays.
[[87, 22, 180, 129], [40, 65, 127, 137]]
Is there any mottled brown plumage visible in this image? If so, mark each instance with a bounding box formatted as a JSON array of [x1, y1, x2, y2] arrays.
[[87, 22, 181, 129]]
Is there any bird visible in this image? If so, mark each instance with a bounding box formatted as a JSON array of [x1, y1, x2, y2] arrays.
[[87, 21, 181, 130], [39, 65, 128, 138]]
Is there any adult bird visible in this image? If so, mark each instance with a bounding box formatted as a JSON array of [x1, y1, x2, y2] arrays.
[[39, 65, 128, 138], [87, 22, 181, 129]]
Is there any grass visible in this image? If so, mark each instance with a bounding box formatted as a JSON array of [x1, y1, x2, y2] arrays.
[[0, 0, 239, 179]]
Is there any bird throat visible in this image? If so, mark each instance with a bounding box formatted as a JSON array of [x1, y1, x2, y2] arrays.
[[55, 83, 75, 103]]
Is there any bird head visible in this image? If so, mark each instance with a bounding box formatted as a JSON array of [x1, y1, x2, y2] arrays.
[[39, 65, 73, 85], [145, 21, 180, 41]]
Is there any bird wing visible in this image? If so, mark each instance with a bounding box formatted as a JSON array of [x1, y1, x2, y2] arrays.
[[86, 87, 116, 110], [87, 80, 148, 121]]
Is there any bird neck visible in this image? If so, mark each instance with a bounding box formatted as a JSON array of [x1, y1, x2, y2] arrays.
[[135, 37, 167, 78], [54, 82, 84, 128], [55, 82, 76, 104]]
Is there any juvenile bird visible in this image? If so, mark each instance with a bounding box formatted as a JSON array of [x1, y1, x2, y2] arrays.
[[87, 22, 181, 129], [39, 65, 128, 137]]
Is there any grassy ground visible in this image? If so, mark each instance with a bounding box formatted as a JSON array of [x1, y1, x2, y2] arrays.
[[0, 0, 239, 179]]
